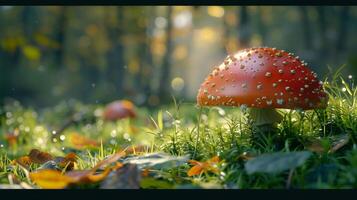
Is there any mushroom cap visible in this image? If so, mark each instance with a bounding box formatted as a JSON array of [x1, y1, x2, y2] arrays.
[[197, 47, 328, 110], [103, 100, 136, 121]]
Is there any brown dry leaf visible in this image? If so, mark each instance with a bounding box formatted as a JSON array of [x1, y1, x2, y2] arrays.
[[56, 152, 77, 170], [187, 156, 220, 177], [306, 135, 349, 154], [29, 149, 54, 164], [29, 151, 125, 189], [141, 168, 150, 177], [93, 151, 126, 171], [14, 156, 32, 169], [65, 169, 111, 183], [329, 134, 350, 153], [187, 165, 203, 177], [306, 141, 326, 153], [69, 133, 98, 149]]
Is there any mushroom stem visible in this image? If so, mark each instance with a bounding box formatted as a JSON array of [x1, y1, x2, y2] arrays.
[[248, 108, 283, 126]]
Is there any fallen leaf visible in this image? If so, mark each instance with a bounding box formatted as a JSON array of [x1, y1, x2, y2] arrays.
[[122, 153, 189, 170], [187, 165, 203, 177], [65, 168, 111, 183], [29, 151, 125, 189], [56, 152, 77, 170], [329, 134, 349, 153], [28, 149, 54, 164], [306, 141, 326, 153], [100, 164, 141, 189], [94, 151, 126, 171], [15, 151, 78, 171], [306, 134, 350, 154], [30, 170, 73, 189], [69, 133, 98, 149], [141, 168, 150, 177], [187, 156, 220, 176], [14, 156, 32, 169], [245, 151, 312, 174]]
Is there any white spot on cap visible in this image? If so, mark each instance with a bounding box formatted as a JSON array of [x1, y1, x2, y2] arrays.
[[257, 84, 263, 90], [277, 99, 284, 105]]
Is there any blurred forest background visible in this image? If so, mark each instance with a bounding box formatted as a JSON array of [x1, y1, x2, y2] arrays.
[[0, 6, 356, 108]]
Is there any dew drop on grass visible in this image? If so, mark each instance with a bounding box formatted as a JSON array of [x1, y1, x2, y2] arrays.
[[37, 138, 44, 145], [201, 114, 208, 122], [348, 75, 353, 79], [17, 117, 23, 123], [123, 133, 131, 141], [25, 127, 30, 132], [0, 144, 4, 148], [6, 112, 12, 118], [110, 130, 117, 138], [342, 87, 347, 92], [52, 130, 57, 135], [52, 138, 57, 143], [61, 147, 65, 151], [60, 135, 66, 141]]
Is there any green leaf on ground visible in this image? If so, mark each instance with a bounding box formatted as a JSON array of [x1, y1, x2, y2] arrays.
[[245, 151, 312, 174]]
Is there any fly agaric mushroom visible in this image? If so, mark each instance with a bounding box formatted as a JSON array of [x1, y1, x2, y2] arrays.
[[103, 100, 136, 121], [197, 47, 328, 127]]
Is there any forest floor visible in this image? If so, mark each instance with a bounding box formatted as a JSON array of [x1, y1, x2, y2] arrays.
[[0, 70, 357, 189]]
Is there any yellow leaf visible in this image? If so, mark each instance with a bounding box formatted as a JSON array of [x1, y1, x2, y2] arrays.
[[187, 156, 221, 176], [22, 45, 41, 61], [69, 133, 98, 149], [30, 151, 126, 188], [29, 170, 73, 189], [209, 156, 220, 163], [187, 165, 203, 176]]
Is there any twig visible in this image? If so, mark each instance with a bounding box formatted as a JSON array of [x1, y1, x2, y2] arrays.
[[286, 168, 295, 189]]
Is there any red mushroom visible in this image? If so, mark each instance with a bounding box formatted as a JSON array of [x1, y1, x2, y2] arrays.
[[103, 100, 136, 121], [197, 47, 328, 126]]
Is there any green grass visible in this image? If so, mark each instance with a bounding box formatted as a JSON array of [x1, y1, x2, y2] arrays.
[[0, 70, 356, 189]]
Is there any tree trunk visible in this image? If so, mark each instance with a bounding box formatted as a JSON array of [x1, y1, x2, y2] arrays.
[[316, 7, 327, 54], [237, 6, 250, 48], [158, 6, 173, 102], [55, 6, 67, 68], [256, 7, 267, 45], [106, 6, 126, 98], [336, 6, 349, 51], [298, 6, 312, 49], [139, 7, 155, 105]]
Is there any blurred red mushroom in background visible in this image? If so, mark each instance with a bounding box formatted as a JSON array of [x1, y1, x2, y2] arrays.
[[103, 100, 137, 122], [102, 100, 138, 134], [197, 47, 328, 135], [5, 128, 20, 147]]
